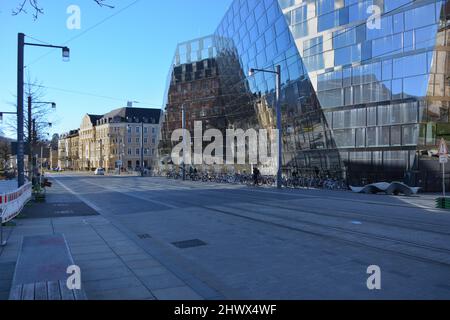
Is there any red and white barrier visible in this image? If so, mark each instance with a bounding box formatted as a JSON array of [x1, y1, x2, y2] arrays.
[[0, 182, 32, 224]]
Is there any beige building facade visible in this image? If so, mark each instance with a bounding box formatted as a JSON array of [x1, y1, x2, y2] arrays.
[[58, 130, 80, 170], [61, 107, 162, 172]]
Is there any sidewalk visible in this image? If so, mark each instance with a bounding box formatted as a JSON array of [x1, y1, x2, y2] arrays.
[[0, 181, 205, 300]]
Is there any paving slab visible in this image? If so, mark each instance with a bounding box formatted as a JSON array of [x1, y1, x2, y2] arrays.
[[87, 285, 155, 300], [18, 202, 98, 219], [142, 273, 186, 291], [12, 234, 73, 286], [152, 286, 203, 300]]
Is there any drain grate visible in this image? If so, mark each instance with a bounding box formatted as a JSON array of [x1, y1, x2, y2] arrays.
[[137, 234, 152, 239], [172, 239, 207, 249]]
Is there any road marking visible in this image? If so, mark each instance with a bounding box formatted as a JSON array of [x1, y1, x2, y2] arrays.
[[245, 188, 443, 212], [53, 178, 104, 214], [60, 177, 180, 210]]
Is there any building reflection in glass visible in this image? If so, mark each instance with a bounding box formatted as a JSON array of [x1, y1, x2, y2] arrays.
[[160, 0, 450, 191]]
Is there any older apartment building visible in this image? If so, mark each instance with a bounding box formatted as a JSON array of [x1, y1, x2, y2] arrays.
[[60, 107, 162, 171], [58, 129, 80, 170]]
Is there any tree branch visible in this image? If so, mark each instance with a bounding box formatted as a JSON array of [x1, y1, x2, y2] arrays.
[[12, 0, 114, 20], [93, 0, 115, 9]]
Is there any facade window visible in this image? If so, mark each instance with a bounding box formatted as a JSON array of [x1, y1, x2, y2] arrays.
[[333, 28, 356, 49], [404, 3, 435, 31], [136, 149, 140, 155], [335, 44, 361, 66], [136, 126, 140, 134], [127, 149, 132, 155], [402, 124, 419, 145], [318, 10, 339, 32]]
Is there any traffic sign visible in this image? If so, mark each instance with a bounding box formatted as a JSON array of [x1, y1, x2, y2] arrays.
[[439, 138, 449, 198], [439, 138, 448, 156]]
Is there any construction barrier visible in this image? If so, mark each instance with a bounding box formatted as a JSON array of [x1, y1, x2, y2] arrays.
[[0, 182, 32, 224]]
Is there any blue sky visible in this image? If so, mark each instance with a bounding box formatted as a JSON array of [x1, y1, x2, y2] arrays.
[[0, 0, 232, 138]]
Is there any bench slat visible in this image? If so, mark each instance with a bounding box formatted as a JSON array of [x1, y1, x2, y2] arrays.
[[9, 285, 23, 300], [59, 280, 75, 300], [9, 234, 88, 300], [21, 283, 34, 300], [74, 287, 88, 300], [34, 282, 47, 300], [47, 281, 61, 300]]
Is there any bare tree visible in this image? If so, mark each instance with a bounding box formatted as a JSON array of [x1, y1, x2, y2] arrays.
[[50, 133, 59, 150], [12, 0, 114, 20], [5, 74, 55, 144], [0, 138, 12, 171]]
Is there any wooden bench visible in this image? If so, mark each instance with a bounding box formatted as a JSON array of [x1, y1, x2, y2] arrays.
[[9, 280, 87, 300], [9, 234, 87, 300]]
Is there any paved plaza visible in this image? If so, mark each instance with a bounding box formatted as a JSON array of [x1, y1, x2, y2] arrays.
[[1, 173, 450, 299]]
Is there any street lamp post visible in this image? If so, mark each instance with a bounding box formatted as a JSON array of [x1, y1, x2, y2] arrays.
[[120, 128, 125, 175], [141, 121, 144, 177], [249, 65, 282, 189], [31, 119, 52, 183], [17, 32, 69, 187], [181, 104, 186, 181], [28, 98, 56, 180]]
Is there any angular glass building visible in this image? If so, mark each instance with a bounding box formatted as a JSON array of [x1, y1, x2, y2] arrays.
[[160, 0, 450, 191]]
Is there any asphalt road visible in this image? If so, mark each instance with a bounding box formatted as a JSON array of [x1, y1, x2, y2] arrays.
[[51, 173, 450, 299]]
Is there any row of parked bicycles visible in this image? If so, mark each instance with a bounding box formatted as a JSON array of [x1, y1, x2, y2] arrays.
[[163, 169, 348, 191]]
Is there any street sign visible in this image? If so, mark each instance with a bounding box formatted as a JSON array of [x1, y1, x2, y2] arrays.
[[439, 138, 448, 156], [439, 138, 448, 198]]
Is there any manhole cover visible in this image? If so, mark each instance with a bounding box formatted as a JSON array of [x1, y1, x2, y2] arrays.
[[172, 239, 207, 249]]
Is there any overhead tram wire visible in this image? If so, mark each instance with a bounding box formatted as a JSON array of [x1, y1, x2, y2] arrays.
[[24, 0, 413, 69], [24, 82, 163, 109], [25, 0, 143, 68]]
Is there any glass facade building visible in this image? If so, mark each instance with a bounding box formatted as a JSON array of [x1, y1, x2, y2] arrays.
[[160, 0, 450, 191]]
